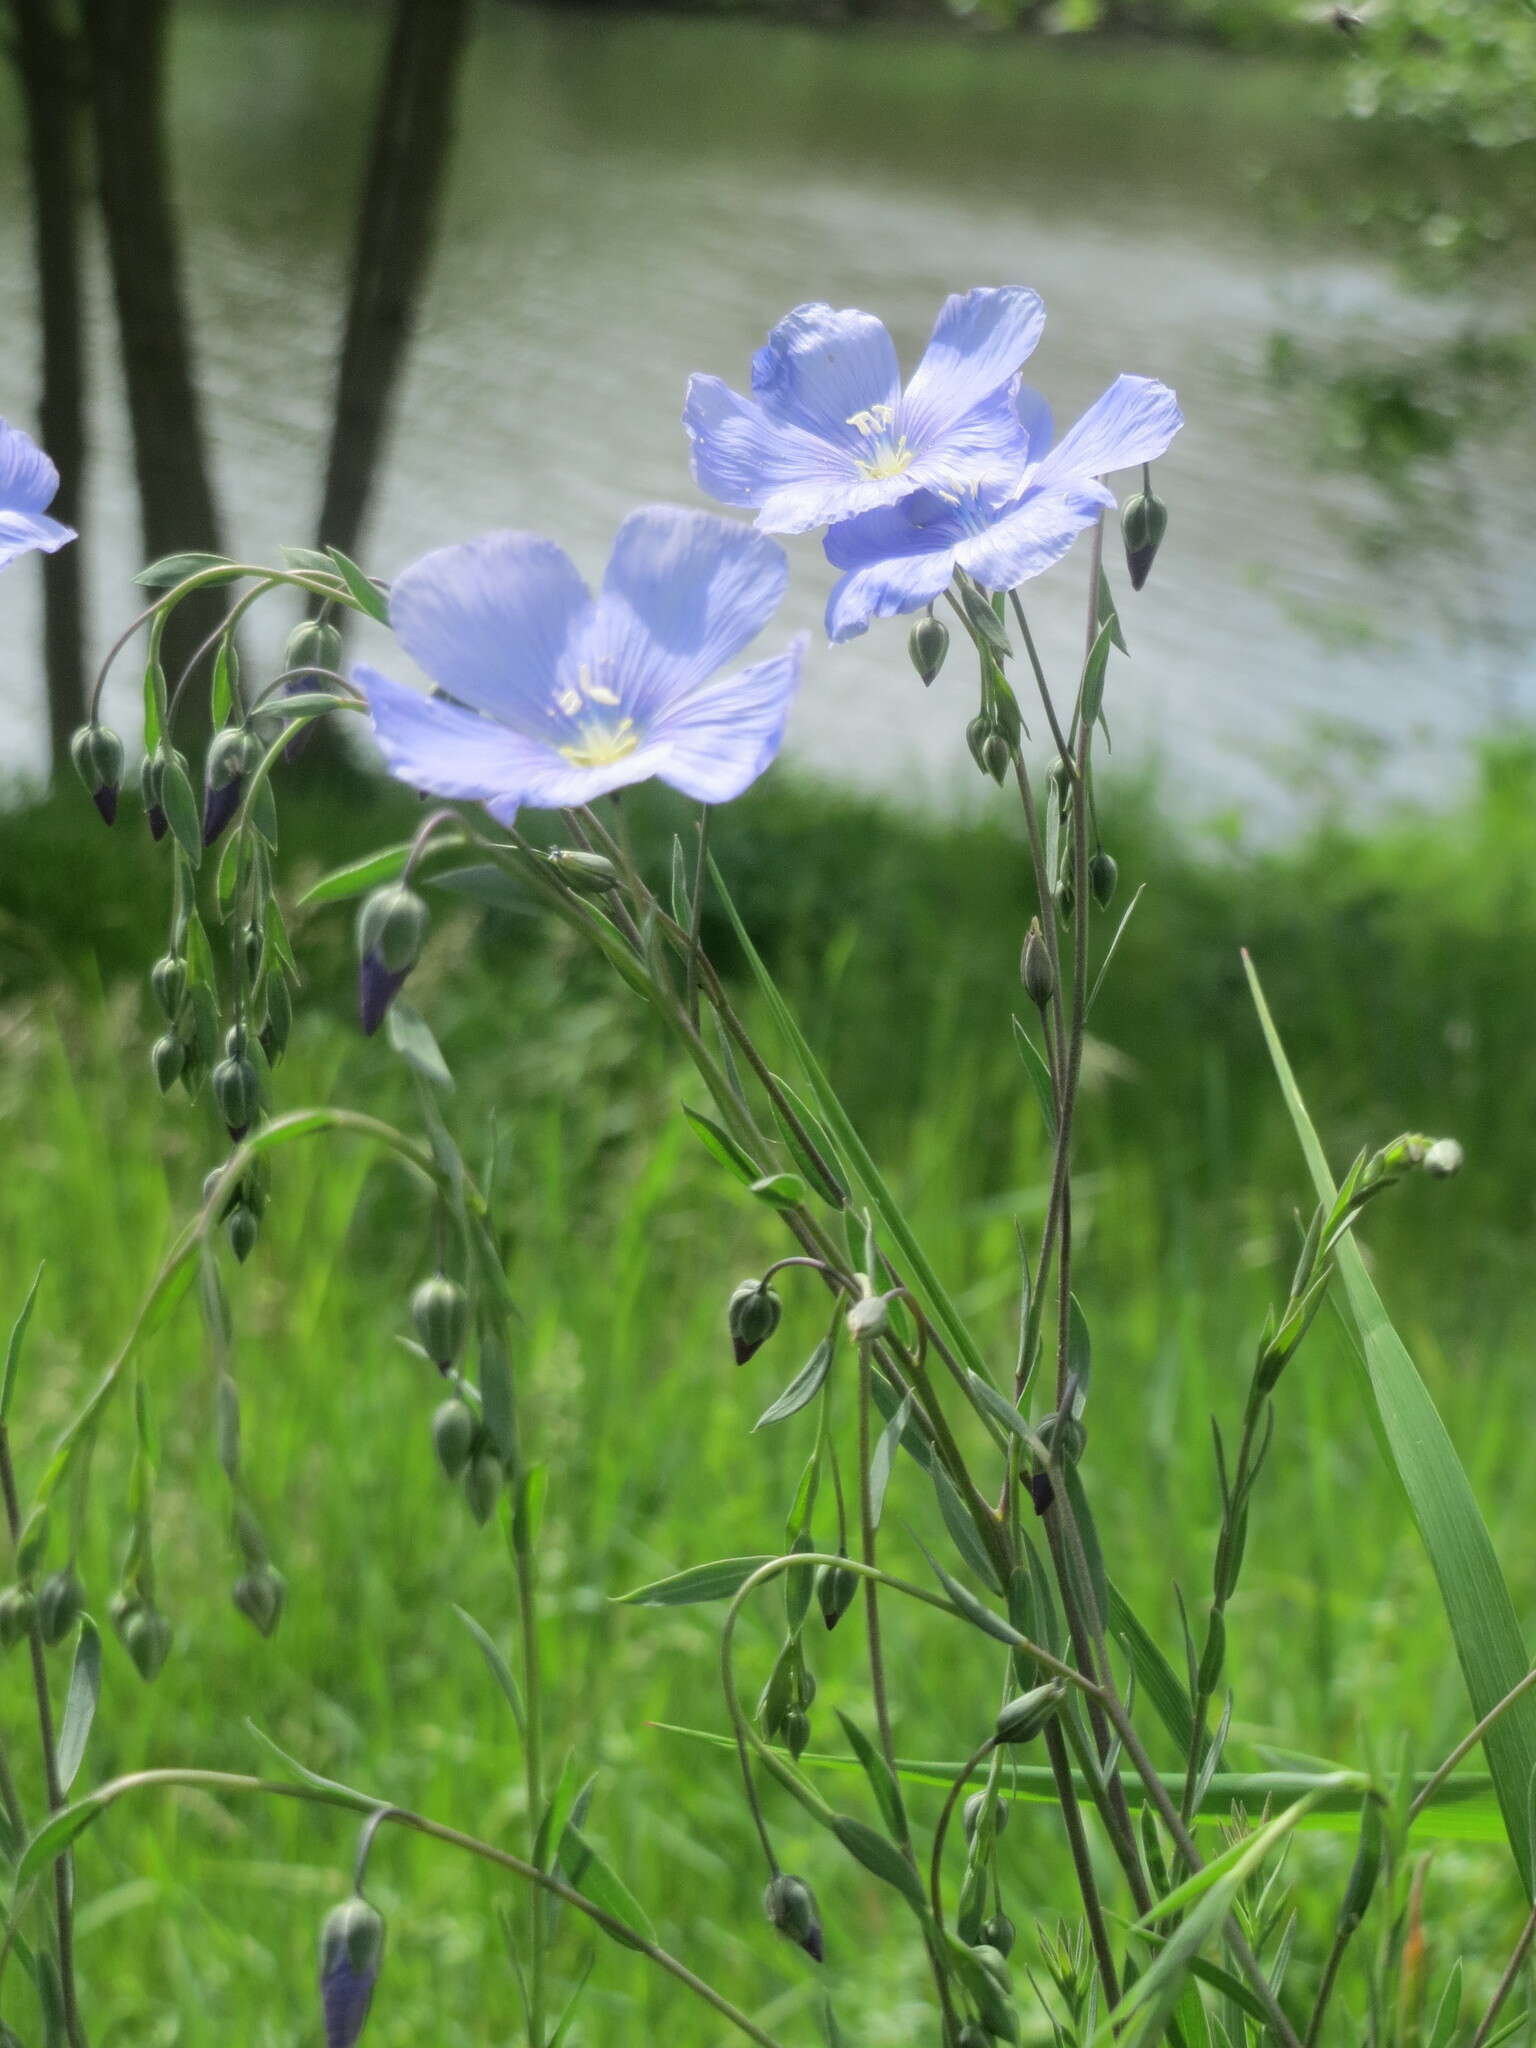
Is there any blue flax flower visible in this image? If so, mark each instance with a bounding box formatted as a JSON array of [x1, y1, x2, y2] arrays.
[[359, 506, 806, 822], [0, 417, 76, 570], [685, 288, 1045, 534], [822, 373, 1182, 641]]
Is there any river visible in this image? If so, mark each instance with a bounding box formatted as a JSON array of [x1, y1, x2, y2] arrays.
[[1, 1, 1530, 828]]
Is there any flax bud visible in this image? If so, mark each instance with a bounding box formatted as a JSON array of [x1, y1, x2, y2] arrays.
[[965, 714, 994, 775], [283, 619, 344, 756], [994, 1680, 1065, 1744], [152, 1033, 185, 1094], [816, 1558, 859, 1631], [70, 723, 124, 826], [431, 1399, 477, 1481], [728, 1279, 781, 1366], [0, 1586, 36, 1651], [212, 1054, 261, 1140], [1088, 849, 1119, 909], [202, 727, 254, 847], [1121, 485, 1169, 592], [464, 1449, 503, 1526], [909, 614, 950, 686], [763, 1873, 823, 1963], [37, 1568, 85, 1646], [547, 849, 621, 895], [845, 1292, 892, 1345], [232, 1565, 286, 1638], [1020, 919, 1054, 1010], [411, 1275, 469, 1371], [262, 972, 293, 1064], [981, 1913, 1016, 1958], [356, 883, 428, 1036], [982, 732, 1012, 785], [783, 1708, 811, 1760], [320, 1896, 385, 2048], [119, 1605, 173, 1682], [963, 1792, 1009, 1843], [150, 955, 187, 1020]]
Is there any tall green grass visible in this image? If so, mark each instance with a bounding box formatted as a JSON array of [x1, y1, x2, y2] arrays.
[[3, 746, 1535, 2040]]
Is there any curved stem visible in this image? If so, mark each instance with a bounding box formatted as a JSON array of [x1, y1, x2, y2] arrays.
[[927, 1738, 995, 1931]]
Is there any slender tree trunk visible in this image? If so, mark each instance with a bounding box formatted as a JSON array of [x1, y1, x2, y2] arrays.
[[79, 0, 225, 698], [10, 0, 89, 776], [314, 0, 473, 564]]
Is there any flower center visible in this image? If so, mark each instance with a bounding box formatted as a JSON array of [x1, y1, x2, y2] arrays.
[[558, 715, 639, 769], [847, 402, 915, 482]]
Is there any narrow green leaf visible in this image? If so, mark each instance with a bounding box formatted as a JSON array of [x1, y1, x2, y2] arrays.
[[477, 1322, 517, 1466], [1, 1264, 44, 1423], [1011, 1016, 1058, 1139], [132, 551, 237, 588], [933, 1465, 1002, 1592], [868, 1391, 913, 1528], [15, 1794, 109, 1890], [326, 547, 390, 624], [57, 1622, 102, 1792], [1109, 1583, 1195, 1758], [835, 1709, 908, 1843], [1246, 951, 1536, 1892], [159, 754, 202, 866], [681, 1106, 759, 1189], [614, 1556, 775, 1607], [1097, 562, 1129, 654], [828, 1812, 928, 1915], [296, 843, 413, 909], [749, 1172, 807, 1211], [386, 1001, 453, 1090], [452, 1605, 526, 1735], [754, 1339, 835, 1432], [279, 545, 342, 576], [1078, 615, 1116, 728], [560, 1821, 655, 1950], [918, 1541, 1020, 1649]]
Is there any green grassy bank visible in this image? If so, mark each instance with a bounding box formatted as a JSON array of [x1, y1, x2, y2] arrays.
[[1, 744, 1534, 2042]]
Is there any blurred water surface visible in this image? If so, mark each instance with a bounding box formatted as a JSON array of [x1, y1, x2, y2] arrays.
[[0, 0, 1530, 824]]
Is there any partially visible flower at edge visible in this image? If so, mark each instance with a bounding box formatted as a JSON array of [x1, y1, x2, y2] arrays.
[[684, 287, 1045, 535], [822, 373, 1183, 644], [358, 505, 807, 824], [0, 416, 77, 570]]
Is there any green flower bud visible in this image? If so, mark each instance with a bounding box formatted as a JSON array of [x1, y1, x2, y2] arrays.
[[0, 1586, 36, 1651], [431, 1399, 476, 1481], [232, 1565, 286, 1638], [285, 618, 344, 680], [320, 1895, 385, 2048], [1088, 849, 1119, 909], [963, 1791, 1009, 1843], [151, 955, 187, 1020], [1036, 1410, 1087, 1465], [1020, 919, 1055, 1010], [981, 732, 1012, 785], [70, 723, 125, 825], [227, 1204, 260, 1262], [845, 1292, 892, 1345], [783, 1708, 811, 1760], [212, 1055, 261, 1140], [357, 884, 429, 1036], [262, 972, 293, 1064], [762, 1872, 823, 1962], [411, 1274, 470, 1371], [37, 1568, 85, 1646], [815, 1558, 859, 1631], [119, 1605, 173, 1682], [970, 1943, 1011, 1987], [1054, 875, 1075, 926], [908, 613, 950, 686], [547, 849, 621, 895], [464, 1449, 503, 1526], [152, 1033, 185, 1094], [994, 1680, 1066, 1744], [1121, 486, 1169, 592], [981, 1912, 1015, 1958], [957, 2026, 991, 2048], [728, 1279, 781, 1366], [965, 714, 995, 775]]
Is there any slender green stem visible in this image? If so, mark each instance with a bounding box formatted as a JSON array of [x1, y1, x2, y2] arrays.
[[1302, 1916, 1356, 2048], [856, 1345, 902, 1794], [514, 1535, 547, 2048], [684, 804, 711, 1027], [1469, 1898, 1536, 2048], [1044, 1720, 1121, 2013], [927, 1737, 996, 1929], [1409, 1664, 1536, 1825]]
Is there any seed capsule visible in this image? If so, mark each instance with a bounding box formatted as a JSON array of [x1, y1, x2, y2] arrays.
[[908, 614, 950, 686], [1020, 919, 1055, 1010], [411, 1275, 470, 1371], [762, 1873, 823, 1963]]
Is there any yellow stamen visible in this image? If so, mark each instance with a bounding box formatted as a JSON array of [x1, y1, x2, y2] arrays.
[[558, 716, 639, 769]]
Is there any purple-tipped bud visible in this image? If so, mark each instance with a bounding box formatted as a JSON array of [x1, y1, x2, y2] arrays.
[[763, 1873, 823, 1963], [283, 619, 345, 762], [69, 724, 124, 826], [202, 728, 253, 846], [815, 1558, 859, 1631], [1121, 487, 1169, 592], [201, 776, 242, 847], [212, 1054, 261, 1140], [908, 613, 949, 686], [728, 1279, 781, 1365], [356, 884, 429, 1036], [320, 1897, 385, 2048]]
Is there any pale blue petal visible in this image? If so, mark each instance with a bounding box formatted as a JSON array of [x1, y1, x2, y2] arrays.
[[361, 663, 608, 817], [1031, 376, 1183, 490], [824, 535, 955, 643], [953, 484, 1111, 593], [645, 637, 807, 802], [0, 507, 76, 570], [750, 304, 901, 444], [594, 506, 788, 712], [0, 418, 61, 515], [900, 288, 1045, 452], [388, 532, 591, 732], [823, 495, 954, 571], [1014, 385, 1055, 462], [904, 385, 1032, 498], [754, 469, 929, 537], [684, 374, 837, 514]]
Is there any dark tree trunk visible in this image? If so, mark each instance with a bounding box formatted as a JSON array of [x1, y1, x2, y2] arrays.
[[10, 0, 89, 776], [79, 0, 226, 702], [314, 0, 474, 565]]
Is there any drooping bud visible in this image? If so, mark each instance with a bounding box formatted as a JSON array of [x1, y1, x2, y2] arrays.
[[356, 883, 429, 1036], [728, 1279, 781, 1366], [150, 955, 187, 1020], [1020, 920, 1055, 1010], [262, 972, 293, 1065], [1053, 876, 1074, 926], [37, 1568, 85, 1646], [152, 1034, 185, 1095], [981, 732, 1012, 786], [963, 1792, 1010, 1843], [1121, 486, 1169, 592], [0, 1586, 36, 1651], [994, 1680, 1066, 1744], [546, 849, 621, 896], [139, 750, 170, 841], [411, 1275, 469, 1372], [1424, 1138, 1464, 1179], [463, 1449, 503, 1526], [212, 1054, 261, 1140], [1036, 1410, 1086, 1466], [118, 1604, 173, 1682], [202, 728, 254, 847], [1088, 850, 1119, 909], [431, 1399, 476, 1481], [783, 1708, 811, 1761], [763, 1873, 823, 1963], [965, 714, 994, 775], [232, 1565, 286, 1638], [70, 724, 125, 826], [227, 1203, 259, 1262], [981, 1912, 1016, 1958], [815, 1558, 859, 1631], [319, 1896, 385, 2048], [845, 1292, 892, 1345], [908, 613, 950, 686], [282, 618, 345, 761]]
